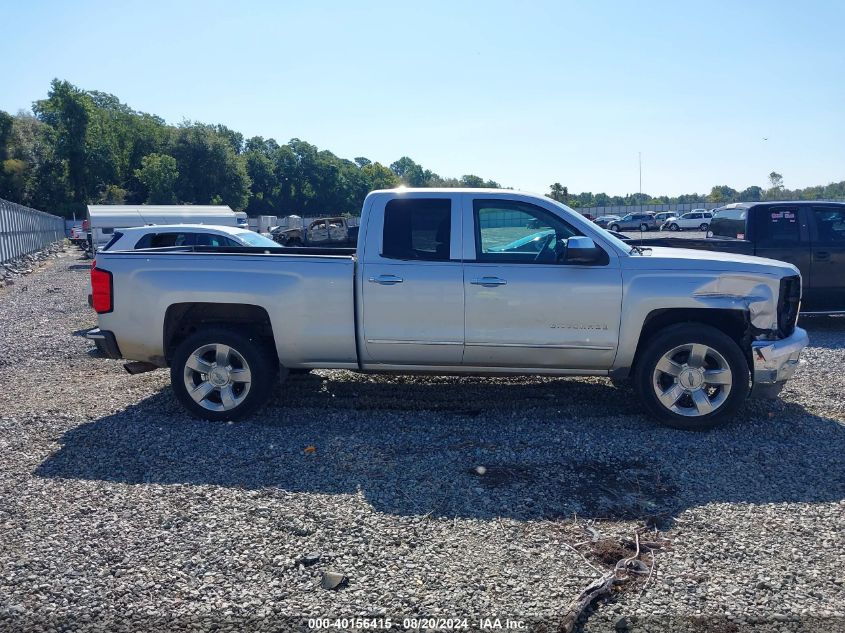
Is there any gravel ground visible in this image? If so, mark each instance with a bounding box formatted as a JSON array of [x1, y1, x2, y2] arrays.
[[0, 247, 843, 632]]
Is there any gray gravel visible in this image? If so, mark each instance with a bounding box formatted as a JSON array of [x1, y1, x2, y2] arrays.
[[0, 247, 843, 632]]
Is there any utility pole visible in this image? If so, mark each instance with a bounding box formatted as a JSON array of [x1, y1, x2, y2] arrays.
[[638, 152, 642, 198]]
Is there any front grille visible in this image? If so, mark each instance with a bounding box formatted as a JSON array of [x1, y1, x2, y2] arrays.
[[777, 275, 801, 337]]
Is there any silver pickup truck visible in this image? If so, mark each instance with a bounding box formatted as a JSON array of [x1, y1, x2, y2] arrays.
[[88, 188, 808, 431]]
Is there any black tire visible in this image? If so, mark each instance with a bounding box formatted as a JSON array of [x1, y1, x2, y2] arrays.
[[170, 327, 278, 421], [609, 223, 620, 232], [633, 323, 749, 431], [699, 223, 709, 231], [639, 223, 649, 232], [669, 223, 680, 231]]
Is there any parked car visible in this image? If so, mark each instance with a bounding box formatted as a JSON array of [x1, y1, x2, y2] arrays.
[[653, 212, 674, 223], [606, 213, 658, 232], [69, 226, 86, 246], [272, 216, 359, 247], [630, 201, 845, 312], [100, 224, 279, 251], [593, 215, 621, 228], [89, 188, 807, 431], [661, 210, 713, 231]]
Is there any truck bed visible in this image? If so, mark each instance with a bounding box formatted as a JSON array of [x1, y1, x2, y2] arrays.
[[95, 246, 359, 368], [626, 236, 755, 255]]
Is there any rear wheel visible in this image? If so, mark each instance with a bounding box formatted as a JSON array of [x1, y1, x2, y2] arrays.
[[171, 327, 277, 421], [639, 223, 649, 232], [699, 223, 709, 231], [633, 323, 749, 431]]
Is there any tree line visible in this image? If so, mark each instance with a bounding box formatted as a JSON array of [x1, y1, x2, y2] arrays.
[[547, 172, 845, 209], [0, 80, 500, 218], [0, 80, 842, 218]]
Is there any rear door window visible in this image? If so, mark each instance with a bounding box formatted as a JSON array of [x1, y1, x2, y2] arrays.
[[756, 206, 800, 244], [382, 198, 452, 261]]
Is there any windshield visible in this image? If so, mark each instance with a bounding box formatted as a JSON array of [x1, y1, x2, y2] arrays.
[[544, 198, 631, 254], [233, 231, 279, 247]]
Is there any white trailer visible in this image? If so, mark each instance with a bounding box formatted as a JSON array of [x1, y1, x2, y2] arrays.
[[86, 205, 238, 251]]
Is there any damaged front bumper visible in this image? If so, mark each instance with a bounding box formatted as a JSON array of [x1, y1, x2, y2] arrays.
[[749, 326, 808, 399]]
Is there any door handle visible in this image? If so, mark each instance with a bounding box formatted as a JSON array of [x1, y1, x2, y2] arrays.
[[368, 274, 404, 285], [815, 251, 830, 261], [471, 277, 507, 287]]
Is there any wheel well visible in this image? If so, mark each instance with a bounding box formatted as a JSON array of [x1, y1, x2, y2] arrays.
[[631, 308, 750, 373], [163, 303, 277, 364]]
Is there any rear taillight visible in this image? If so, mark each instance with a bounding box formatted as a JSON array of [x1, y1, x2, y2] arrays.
[[90, 268, 113, 313]]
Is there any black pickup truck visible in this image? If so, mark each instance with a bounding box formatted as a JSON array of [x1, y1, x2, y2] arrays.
[[629, 201, 845, 312]]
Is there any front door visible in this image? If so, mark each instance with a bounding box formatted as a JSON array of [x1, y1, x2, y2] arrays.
[[360, 196, 464, 366], [462, 197, 622, 370]]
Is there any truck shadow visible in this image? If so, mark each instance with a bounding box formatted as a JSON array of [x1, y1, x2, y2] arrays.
[[35, 373, 845, 522]]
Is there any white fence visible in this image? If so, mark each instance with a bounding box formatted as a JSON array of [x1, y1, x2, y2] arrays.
[[0, 198, 66, 264]]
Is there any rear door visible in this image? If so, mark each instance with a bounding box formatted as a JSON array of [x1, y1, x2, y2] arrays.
[[752, 205, 811, 283], [806, 205, 845, 310], [360, 195, 464, 366], [462, 196, 622, 370]]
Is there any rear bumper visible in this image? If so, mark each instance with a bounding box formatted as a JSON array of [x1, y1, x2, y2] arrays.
[[749, 327, 808, 399], [85, 328, 122, 359]]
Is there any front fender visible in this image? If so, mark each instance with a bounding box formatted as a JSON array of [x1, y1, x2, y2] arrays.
[[613, 271, 779, 371]]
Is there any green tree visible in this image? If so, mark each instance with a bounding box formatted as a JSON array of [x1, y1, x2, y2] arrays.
[[171, 123, 250, 210], [548, 182, 568, 202], [738, 186, 763, 201], [134, 153, 179, 204], [707, 185, 738, 203], [33, 79, 92, 206], [361, 162, 399, 191]]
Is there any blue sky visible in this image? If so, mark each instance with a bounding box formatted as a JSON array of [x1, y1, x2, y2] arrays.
[[1, 0, 843, 196]]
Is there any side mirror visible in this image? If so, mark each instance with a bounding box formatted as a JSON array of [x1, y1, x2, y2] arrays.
[[562, 236, 601, 264]]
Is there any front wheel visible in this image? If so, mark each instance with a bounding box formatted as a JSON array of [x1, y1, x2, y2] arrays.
[[669, 223, 680, 231], [633, 323, 749, 431], [609, 223, 620, 232], [170, 327, 278, 421]]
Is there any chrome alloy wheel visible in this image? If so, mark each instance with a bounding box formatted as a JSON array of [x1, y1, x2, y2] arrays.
[[652, 343, 732, 417], [183, 343, 252, 411]]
